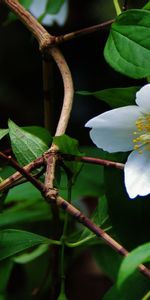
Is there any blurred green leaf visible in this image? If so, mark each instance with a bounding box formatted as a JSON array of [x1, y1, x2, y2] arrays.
[[0, 229, 50, 260], [7, 0, 33, 23], [143, 1, 150, 10], [0, 200, 51, 229], [104, 9, 150, 78], [103, 272, 150, 300], [77, 87, 139, 108], [46, 0, 65, 14], [0, 129, 8, 141], [57, 291, 68, 300], [5, 182, 42, 203], [8, 119, 48, 166], [0, 259, 14, 293], [117, 242, 150, 288], [13, 244, 49, 264]]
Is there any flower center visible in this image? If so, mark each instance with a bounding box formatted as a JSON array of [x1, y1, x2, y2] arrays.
[[133, 115, 150, 153]]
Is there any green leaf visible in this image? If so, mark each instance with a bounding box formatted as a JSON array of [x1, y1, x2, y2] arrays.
[[0, 129, 8, 141], [23, 126, 52, 147], [46, 0, 65, 14], [53, 134, 83, 181], [77, 86, 139, 108], [8, 119, 48, 166], [0, 229, 49, 260], [104, 9, 150, 78], [117, 242, 150, 288]]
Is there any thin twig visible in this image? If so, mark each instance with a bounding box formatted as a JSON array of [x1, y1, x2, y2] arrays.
[[62, 154, 124, 170], [51, 19, 114, 45]]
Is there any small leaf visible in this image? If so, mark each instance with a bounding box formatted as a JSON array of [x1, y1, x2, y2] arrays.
[[46, 0, 65, 14], [104, 9, 150, 78], [77, 87, 139, 108], [8, 120, 48, 166], [117, 242, 150, 288], [0, 229, 50, 260], [53, 134, 83, 181]]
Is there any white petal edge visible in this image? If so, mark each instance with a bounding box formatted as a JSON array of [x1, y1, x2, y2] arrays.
[[124, 148, 150, 198], [135, 84, 150, 113], [85, 106, 142, 153]]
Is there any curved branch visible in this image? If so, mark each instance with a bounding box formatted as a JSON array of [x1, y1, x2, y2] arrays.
[[2, 0, 74, 136], [49, 47, 74, 135]]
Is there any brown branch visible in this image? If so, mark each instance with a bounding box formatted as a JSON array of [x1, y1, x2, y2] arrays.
[[0, 151, 150, 281], [2, 0, 74, 137], [52, 19, 114, 45], [0, 155, 44, 191], [62, 154, 124, 170], [0, 153, 124, 192], [0, 152, 44, 191]]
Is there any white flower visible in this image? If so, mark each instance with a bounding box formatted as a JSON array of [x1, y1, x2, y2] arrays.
[[29, 0, 68, 26], [85, 84, 150, 199]]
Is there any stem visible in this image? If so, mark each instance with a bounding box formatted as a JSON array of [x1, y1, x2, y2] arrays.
[[60, 179, 72, 294], [113, 0, 122, 15]]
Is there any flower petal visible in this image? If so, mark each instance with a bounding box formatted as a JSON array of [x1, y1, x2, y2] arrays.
[[125, 148, 150, 198], [85, 106, 142, 153], [135, 84, 150, 113]]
